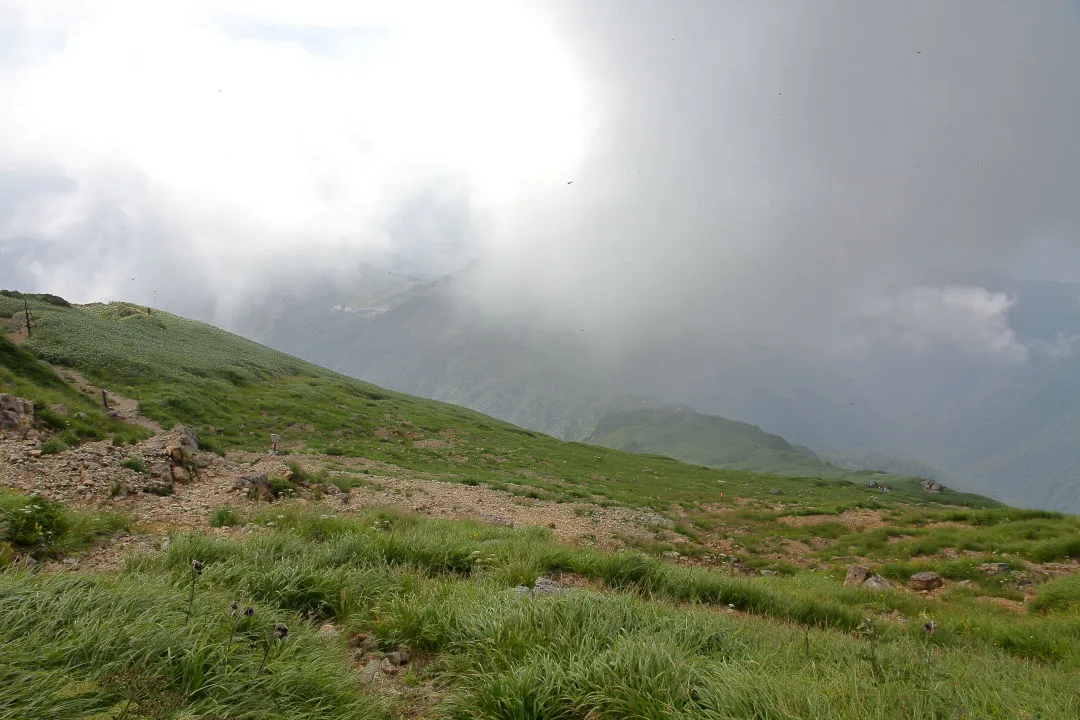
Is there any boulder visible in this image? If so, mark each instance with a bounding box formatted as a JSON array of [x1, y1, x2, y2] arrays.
[[863, 574, 892, 591], [141, 480, 174, 496], [384, 649, 410, 667], [232, 473, 268, 492], [979, 562, 1012, 575], [844, 564, 870, 586], [176, 425, 200, 452], [0, 394, 33, 431], [909, 572, 944, 591], [170, 464, 190, 483], [233, 473, 272, 499]]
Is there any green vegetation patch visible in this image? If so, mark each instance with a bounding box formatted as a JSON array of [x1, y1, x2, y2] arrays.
[[0, 490, 130, 561]]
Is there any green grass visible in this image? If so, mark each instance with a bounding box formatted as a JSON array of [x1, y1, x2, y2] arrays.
[[3, 500, 1080, 718], [4, 297, 1002, 516], [584, 405, 995, 506], [209, 505, 244, 528], [0, 332, 151, 448], [0, 489, 130, 560], [1031, 573, 1080, 614], [0, 572, 389, 720], [119, 455, 147, 473]]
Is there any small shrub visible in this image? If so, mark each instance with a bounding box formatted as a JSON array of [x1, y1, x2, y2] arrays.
[[1026, 536, 1080, 563], [1, 495, 67, 546], [286, 462, 312, 485], [120, 455, 148, 473], [1030, 572, 1080, 613], [40, 437, 68, 455], [211, 505, 243, 528]]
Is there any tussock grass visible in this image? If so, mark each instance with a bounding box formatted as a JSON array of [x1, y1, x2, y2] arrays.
[[1030, 573, 1080, 614], [0, 572, 389, 720], [4, 503, 1079, 718]]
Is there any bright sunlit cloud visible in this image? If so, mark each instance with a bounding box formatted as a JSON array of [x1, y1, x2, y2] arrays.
[[0, 0, 587, 267]]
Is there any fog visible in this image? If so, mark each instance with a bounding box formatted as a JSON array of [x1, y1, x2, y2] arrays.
[[2, 0, 1079, 366]]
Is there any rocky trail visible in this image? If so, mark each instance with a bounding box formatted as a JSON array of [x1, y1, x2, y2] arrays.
[[1, 380, 679, 573]]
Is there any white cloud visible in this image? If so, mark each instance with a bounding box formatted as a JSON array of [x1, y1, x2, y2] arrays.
[[859, 285, 1028, 362], [0, 0, 588, 309]]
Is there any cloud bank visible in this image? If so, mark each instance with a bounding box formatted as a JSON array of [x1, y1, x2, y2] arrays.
[[1, 0, 1079, 358]]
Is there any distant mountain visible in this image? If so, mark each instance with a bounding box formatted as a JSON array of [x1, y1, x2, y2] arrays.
[[585, 405, 828, 475], [581, 405, 954, 499]]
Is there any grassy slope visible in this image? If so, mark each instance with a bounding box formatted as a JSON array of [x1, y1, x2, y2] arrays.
[[0, 332, 151, 448], [588, 405, 894, 476], [5, 294, 987, 510]]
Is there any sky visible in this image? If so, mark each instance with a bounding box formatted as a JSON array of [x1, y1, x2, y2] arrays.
[[2, 0, 1079, 364]]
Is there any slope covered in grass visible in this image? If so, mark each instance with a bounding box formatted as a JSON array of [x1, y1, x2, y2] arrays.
[[3, 504, 1077, 720], [0, 332, 151, 448], [588, 405, 865, 475], [5, 294, 990, 510]]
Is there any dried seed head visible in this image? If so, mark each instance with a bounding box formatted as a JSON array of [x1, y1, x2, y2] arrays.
[[229, 601, 239, 612], [274, 623, 289, 640], [191, 559, 204, 574]]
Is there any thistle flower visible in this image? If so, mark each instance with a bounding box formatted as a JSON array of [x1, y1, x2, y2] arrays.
[[257, 622, 290, 675], [229, 601, 239, 612], [244, 606, 255, 617], [923, 620, 936, 636], [191, 559, 204, 575]]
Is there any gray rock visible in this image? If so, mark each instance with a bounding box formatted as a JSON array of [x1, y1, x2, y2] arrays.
[[0, 394, 33, 432], [359, 659, 382, 682], [176, 425, 201, 451], [844, 565, 870, 586], [384, 649, 410, 666], [863, 574, 892, 590], [979, 562, 1012, 575], [232, 473, 268, 491], [909, 572, 944, 591], [478, 514, 514, 528], [532, 577, 562, 595], [513, 576, 564, 598]]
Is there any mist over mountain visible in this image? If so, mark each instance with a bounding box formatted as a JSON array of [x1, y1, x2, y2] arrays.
[[234, 266, 1080, 512]]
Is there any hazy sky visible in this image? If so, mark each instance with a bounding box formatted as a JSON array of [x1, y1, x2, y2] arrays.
[[2, 0, 1079, 361]]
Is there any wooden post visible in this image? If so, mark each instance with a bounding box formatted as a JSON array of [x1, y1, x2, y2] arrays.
[[23, 299, 31, 338], [101, 389, 109, 410]]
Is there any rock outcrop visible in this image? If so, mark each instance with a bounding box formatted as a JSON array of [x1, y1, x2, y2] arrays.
[[0, 394, 33, 433], [909, 571, 945, 591]]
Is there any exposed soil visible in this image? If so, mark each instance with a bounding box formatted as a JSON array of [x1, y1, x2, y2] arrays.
[[778, 508, 888, 531]]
